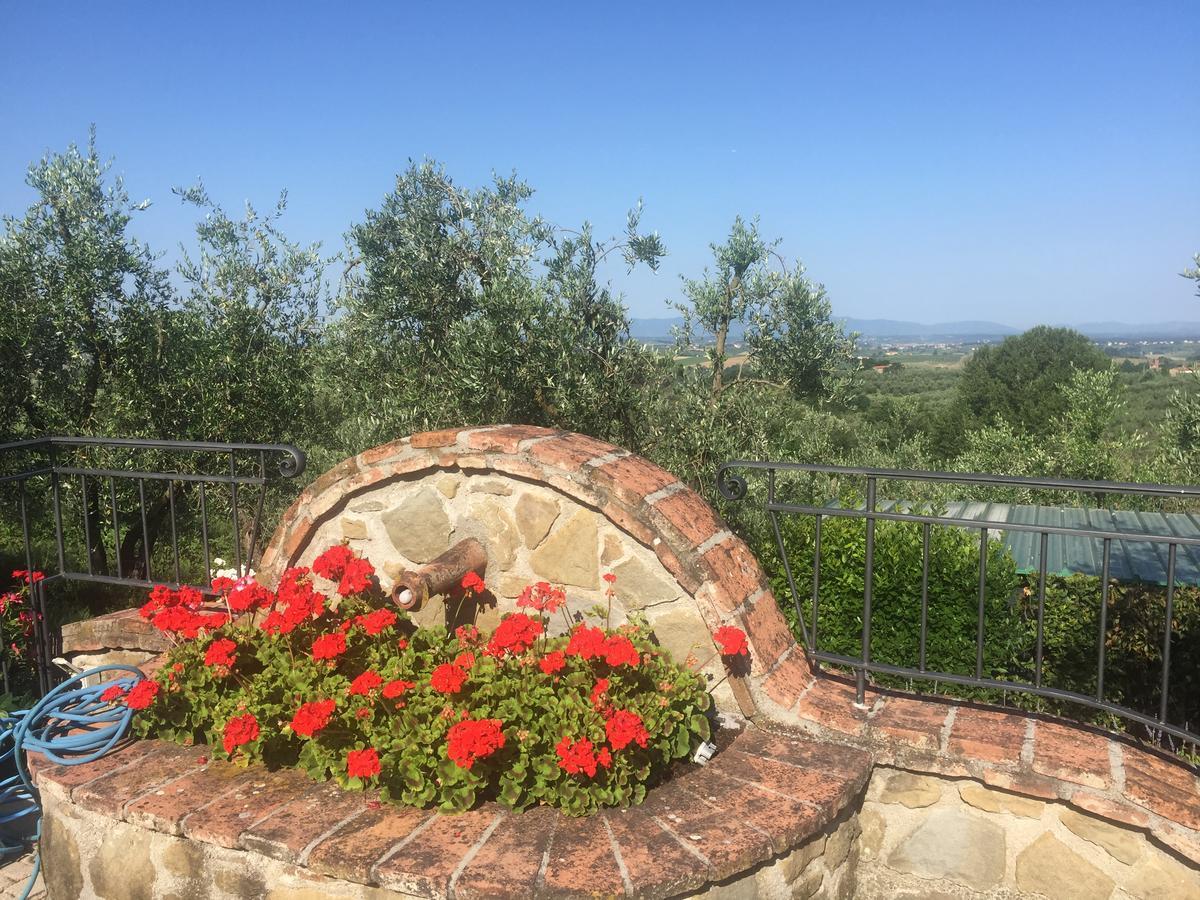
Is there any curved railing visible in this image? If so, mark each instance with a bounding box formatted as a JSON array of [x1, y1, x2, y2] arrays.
[[717, 459, 1200, 747]]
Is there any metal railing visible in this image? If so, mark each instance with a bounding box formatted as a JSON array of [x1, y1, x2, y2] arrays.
[[0, 437, 306, 694], [716, 460, 1200, 746]]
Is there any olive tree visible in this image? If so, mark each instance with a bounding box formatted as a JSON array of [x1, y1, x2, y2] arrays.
[[672, 216, 858, 406]]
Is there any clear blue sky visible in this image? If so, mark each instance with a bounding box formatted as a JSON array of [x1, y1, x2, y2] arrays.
[[1, 1, 1196, 325]]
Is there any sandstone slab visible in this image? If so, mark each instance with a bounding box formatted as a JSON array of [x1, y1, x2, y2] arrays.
[[887, 809, 1005, 890], [382, 488, 451, 563], [1060, 808, 1142, 865], [878, 772, 943, 808], [515, 491, 559, 549], [959, 782, 1045, 819], [529, 509, 598, 588], [1015, 832, 1115, 899]]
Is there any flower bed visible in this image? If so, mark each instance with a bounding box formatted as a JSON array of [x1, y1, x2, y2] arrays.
[[123, 545, 739, 816]]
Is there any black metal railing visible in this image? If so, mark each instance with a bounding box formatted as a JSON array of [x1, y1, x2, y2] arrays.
[[716, 460, 1200, 747], [0, 437, 306, 694]]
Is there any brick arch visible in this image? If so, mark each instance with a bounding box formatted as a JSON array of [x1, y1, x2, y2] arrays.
[[259, 425, 814, 702]]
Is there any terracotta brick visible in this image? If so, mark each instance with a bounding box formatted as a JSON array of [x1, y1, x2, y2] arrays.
[[358, 438, 408, 467], [73, 742, 206, 817], [870, 696, 952, 751], [948, 707, 1027, 766], [306, 804, 434, 884], [539, 812, 626, 899], [762, 648, 814, 710], [466, 425, 559, 454], [411, 428, 466, 449], [603, 805, 709, 898], [123, 758, 248, 834], [981, 768, 1060, 800], [1155, 825, 1200, 867], [739, 596, 795, 671], [794, 678, 870, 737], [453, 805, 557, 900], [530, 432, 619, 473], [1031, 721, 1112, 790], [306, 457, 360, 499], [240, 781, 372, 865], [1069, 791, 1151, 829], [35, 739, 161, 802], [652, 490, 725, 550], [701, 538, 769, 612], [1122, 745, 1200, 830], [701, 767, 825, 854], [590, 455, 679, 508], [653, 537, 704, 594], [376, 806, 503, 897], [486, 456, 548, 483], [635, 773, 772, 882], [280, 516, 313, 567], [183, 766, 315, 848], [713, 748, 862, 822], [598, 501, 657, 548], [734, 728, 871, 786]]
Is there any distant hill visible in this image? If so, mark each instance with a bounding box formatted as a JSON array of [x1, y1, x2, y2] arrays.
[[839, 318, 1018, 339], [628, 315, 1200, 343]]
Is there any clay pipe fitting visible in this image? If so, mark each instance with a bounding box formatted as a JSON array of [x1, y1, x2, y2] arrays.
[[390, 538, 487, 611]]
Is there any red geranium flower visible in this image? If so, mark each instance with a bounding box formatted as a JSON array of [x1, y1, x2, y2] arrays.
[[348, 670, 383, 696], [446, 717, 505, 769], [290, 699, 336, 737], [347, 747, 381, 779], [565, 624, 605, 660], [204, 638, 237, 670], [516, 581, 566, 614], [461, 571, 485, 593], [337, 556, 375, 597], [539, 651, 566, 675], [430, 663, 468, 694], [222, 713, 259, 755], [603, 573, 617, 584], [356, 607, 397, 635], [312, 544, 355, 581], [11, 570, 44, 584], [311, 632, 347, 662], [124, 679, 160, 710], [714, 625, 749, 657], [602, 635, 640, 668], [486, 613, 543, 657], [99, 685, 126, 703], [605, 709, 650, 751], [556, 736, 605, 777], [382, 679, 415, 700]]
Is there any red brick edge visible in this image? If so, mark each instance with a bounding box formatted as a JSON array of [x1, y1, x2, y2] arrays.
[[29, 727, 870, 899], [768, 672, 1200, 866], [258, 425, 816, 684]]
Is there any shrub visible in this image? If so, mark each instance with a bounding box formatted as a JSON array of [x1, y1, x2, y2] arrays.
[[126, 546, 721, 816]]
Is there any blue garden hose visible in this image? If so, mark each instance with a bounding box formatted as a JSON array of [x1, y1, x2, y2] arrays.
[[0, 665, 145, 900]]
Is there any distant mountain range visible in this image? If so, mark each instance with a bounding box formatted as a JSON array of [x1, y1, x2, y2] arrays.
[[628, 316, 1200, 342]]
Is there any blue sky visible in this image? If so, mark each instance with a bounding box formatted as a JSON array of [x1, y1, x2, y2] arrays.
[[1, 1, 1196, 325]]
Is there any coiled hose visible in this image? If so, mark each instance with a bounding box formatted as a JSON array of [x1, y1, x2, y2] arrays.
[[0, 665, 145, 900]]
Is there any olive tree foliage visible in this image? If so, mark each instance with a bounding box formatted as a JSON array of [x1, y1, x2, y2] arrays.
[[127, 184, 329, 445], [0, 132, 170, 441], [671, 216, 858, 406], [328, 161, 665, 455]]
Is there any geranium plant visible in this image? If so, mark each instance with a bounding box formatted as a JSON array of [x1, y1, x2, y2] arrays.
[[1, 569, 43, 689], [126, 545, 731, 815]]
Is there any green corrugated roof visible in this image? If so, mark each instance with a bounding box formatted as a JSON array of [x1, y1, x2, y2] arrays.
[[861, 501, 1200, 586]]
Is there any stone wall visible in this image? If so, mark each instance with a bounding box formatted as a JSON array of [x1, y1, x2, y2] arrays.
[[256, 426, 812, 712], [856, 767, 1200, 899]]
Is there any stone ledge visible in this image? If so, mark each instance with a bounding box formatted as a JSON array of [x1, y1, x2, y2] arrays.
[[29, 725, 871, 899], [760, 671, 1200, 866]]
